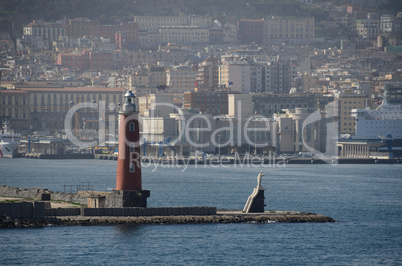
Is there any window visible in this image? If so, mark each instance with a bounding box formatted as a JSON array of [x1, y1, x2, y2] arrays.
[[129, 163, 135, 173], [129, 142, 135, 151], [129, 122, 135, 132]]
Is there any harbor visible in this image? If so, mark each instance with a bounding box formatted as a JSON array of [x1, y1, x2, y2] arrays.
[[1, 158, 401, 265]]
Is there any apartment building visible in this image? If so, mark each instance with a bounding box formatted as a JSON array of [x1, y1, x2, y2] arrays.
[[66, 18, 101, 39], [380, 14, 401, 33], [196, 57, 220, 89], [263, 17, 315, 45], [138, 94, 176, 117], [0, 90, 30, 130], [134, 15, 210, 33], [56, 51, 89, 71], [130, 71, 151, 88], [166, 65, 197, 92], [219, 58, 296, 94], [56, 51, 113, 71], [183, 90, 229, 115], [336, 93, 366, 134], [219, 63, 264, 94], [238, 19, 264, 44], [159, 26, 209, 45], [89, 52, 114, 70], [23, 20, 67, 45], [356, 19, 380, 39], [149, 67, 167, 87], [265, 60, 296, 94]]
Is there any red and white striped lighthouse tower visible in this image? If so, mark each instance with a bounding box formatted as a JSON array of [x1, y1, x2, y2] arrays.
[[108, 91, 149, 207]]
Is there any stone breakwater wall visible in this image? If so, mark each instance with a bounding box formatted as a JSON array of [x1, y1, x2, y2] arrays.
[[0, 211, 335, 228], [0, 186, 89, 205], [0, 201, 216, 219]]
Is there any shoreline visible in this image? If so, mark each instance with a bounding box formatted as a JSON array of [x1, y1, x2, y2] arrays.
[[14, 154, 402, 164]]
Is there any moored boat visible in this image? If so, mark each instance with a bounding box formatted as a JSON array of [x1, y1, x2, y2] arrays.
[[0, 121, 21, 158]]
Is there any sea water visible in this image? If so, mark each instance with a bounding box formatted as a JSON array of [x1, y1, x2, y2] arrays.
[[0, 159, 401, 265]]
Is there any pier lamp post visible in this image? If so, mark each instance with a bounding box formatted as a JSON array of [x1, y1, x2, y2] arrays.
[[217, 133, 221, 159], [91, 100, 96, 154], [254, 115, 257, 155]]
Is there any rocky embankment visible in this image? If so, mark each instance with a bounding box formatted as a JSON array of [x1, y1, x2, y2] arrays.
[[1, 211, 335, 228]]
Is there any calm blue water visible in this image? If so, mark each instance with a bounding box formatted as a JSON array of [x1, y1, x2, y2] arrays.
[[1, 159, 402, 265]]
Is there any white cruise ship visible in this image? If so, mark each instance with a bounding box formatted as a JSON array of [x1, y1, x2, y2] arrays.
[[0, 121, 21, 158], [351, 83, 402, 140]]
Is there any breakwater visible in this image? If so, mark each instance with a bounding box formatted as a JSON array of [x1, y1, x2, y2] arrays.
[[1, 185, 335, 227], [0, 211, 335, 228]]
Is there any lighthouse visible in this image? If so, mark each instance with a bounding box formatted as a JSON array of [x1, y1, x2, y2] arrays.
[[106, 91, 150, 208]]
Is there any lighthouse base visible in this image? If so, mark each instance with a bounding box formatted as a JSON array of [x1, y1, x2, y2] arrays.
[[105, 190, 150, 208]]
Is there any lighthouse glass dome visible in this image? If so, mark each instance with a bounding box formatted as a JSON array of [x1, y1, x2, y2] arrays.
[[122, 91, 136, 113]]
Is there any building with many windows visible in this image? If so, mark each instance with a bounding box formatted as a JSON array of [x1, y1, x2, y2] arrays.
[[380, 14, 401, 33], [219, 58, 296, 94], [66, 18, 101, 39], [265, 59, 297, 94], [134, 15, 210, 33], [56, 51, 113, 71], [0, 90, 30, 130], [166, 65, 197, 92], [263, 17, 314, 45], [356, 19, 380, 38], [56, 51, 89, 72], [196, 57, 220, 89], [238, 19, 264, 44], [23, 20, 67, 46], [0, 86, 124, 132], [335, 92, 367, 134], [183, 90, 229, 115], [253, 94, 316, 118], [159, 26, 209, 45], [219, 62, 264, 94]]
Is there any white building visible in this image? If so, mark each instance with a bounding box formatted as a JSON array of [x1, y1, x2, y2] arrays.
[[219, 63, 264, 94], [138, 94, 176, 117], [219, 59, 296, 94], [160, 26, 209, 45], [228, 94, 254, 119], [134, 15, 210, 33]]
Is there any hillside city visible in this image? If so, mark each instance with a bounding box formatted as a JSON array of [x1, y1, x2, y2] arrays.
[[0, 0, 401, 160]]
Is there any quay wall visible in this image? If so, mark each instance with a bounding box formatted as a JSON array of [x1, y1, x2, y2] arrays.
[[23, 154, 94, 159]]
